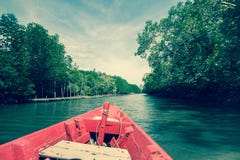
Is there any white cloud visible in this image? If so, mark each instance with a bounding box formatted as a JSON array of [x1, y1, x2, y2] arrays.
[[49, 4, 152, 85], [61, 21, 150, 85]]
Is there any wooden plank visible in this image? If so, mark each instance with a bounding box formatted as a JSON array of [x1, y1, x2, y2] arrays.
[[39, 140, 131, 160]]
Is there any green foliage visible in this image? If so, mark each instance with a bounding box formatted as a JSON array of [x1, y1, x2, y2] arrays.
[[0, 13, 140, 103], [66, 70, 141, 96], [0, 13, 35, 102], [114, 76, 141, 94], [136, 0, 240, 101], [25, 23, 69, 98]]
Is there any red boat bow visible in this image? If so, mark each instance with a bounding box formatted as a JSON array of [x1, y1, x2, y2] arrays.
[[0, 102, 172, 160]]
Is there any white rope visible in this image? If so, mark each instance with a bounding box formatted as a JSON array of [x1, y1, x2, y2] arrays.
[[112, 111, 123, 148]]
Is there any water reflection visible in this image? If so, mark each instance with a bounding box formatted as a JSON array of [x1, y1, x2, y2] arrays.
[[143, 95, 240, 159]]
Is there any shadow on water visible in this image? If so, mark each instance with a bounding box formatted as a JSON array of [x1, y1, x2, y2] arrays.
[[143, 95, 240, 159]]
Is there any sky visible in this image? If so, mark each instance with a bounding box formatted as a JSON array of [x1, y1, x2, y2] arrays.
[[1, 0, 182, 85]]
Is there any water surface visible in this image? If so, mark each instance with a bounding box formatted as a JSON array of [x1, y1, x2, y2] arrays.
[[0, 94, 239, 159]]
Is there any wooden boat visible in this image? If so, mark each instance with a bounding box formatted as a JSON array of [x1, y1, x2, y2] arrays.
[[0, 102, 172, 160]]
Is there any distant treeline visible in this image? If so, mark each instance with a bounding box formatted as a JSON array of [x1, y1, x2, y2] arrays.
[[135, 0, 240, 103], [0, 13, 141, 103]]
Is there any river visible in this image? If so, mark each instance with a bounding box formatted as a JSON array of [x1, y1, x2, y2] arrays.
[[0, 94, 239, 159]]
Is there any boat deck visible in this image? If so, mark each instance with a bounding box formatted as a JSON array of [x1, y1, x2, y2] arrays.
[[39, 140, 131, 160]]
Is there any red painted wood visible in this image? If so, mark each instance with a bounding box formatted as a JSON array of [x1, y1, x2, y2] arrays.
[[83, 118, 131, 134], [97, 102, 110, 145]]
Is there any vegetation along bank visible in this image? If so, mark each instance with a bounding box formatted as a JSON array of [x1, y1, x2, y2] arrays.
[[135, 0, 240, 104], [0, 13, 141, 103]]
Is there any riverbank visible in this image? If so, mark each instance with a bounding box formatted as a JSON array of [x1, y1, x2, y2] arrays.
[[148, 90, 240, 105], [0, 95, 113, 104], [28, 95, 111, 103]]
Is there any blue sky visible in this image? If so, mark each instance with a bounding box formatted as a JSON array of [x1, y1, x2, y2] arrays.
[[1, 0, 182, 85]]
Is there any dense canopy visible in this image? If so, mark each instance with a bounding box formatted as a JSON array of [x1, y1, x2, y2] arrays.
[[135, 0, 240, 103]]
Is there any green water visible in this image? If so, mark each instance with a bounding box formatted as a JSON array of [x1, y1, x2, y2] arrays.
[[0, 94, 239, 159]]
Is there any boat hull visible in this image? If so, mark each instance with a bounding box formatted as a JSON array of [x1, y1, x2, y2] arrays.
[[0, 102, 172, 160]]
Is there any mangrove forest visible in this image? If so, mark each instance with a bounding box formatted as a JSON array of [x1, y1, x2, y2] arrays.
[[0, 13, 140, 103], [135, 0, 240, 103]]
